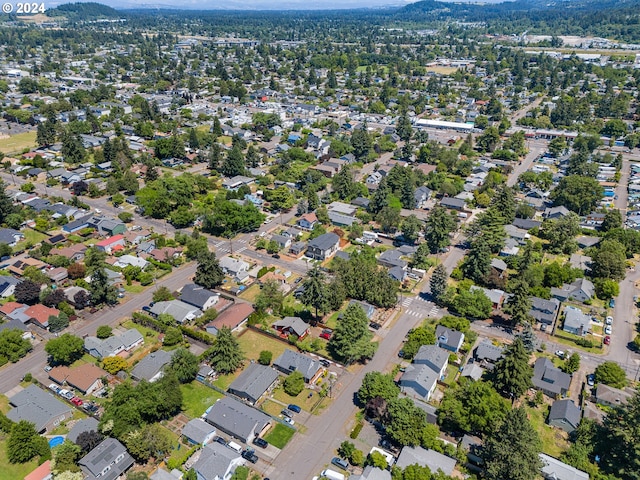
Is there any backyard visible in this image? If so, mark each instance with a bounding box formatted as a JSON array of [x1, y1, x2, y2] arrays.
[[237, 328, 290, 363], [264, 423, 295, 449], [0, 438, 40, 480], [0, 130, 37, 154], [180, 381, 224, 419], [525, 405, 569, 458]]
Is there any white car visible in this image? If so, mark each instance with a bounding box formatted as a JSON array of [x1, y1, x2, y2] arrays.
[[606, 316, 613, 325], [283, 417, 295, 426], [555, 350, 565, 359], [605, 325, 612, 335]]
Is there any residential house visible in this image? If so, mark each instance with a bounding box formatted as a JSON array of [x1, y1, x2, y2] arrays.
[[551, 278, 595, 303], [205, 303, 254, 336], [181, 418, 217, 446], [49, 363, 107, 395], [271, 234, 291, 250], [79, 438, 134, 480], [150, 300, 203, 324], [123, 229, 152, 245], [504, 224, 530, 245], [272, 316, 310, 339], [395, 446, 456, 476], [512, 218, 542, 230], [180, 284, 219, 311], [45, 267, 68, 284], [297, 212, 318, 231], [378, 250, 408, 269], [460, 363, 485, 381], [539, 454, 589, 480], [62, 214, 94, 234], [8, 257, 47, 277], [149, 247, 183, 262], [273, 349, 322, 383], [399, 364, 439, 402], [347, 300, 375, 320], [548, 399, 581, 434], [470, 286, 505, 310], [93, 218, 126, 236], [113, 254, 149, 270], [595, 383, 633, 407], [351, 467, 391, 480], [490, 258, 508, 278], [7, 384, 73, 433], [569, 254, 592, 271], [544, 206, 571, 219], [67, 417, 99, 443], [222, 175, 254, 191], [460, 434, 484, 467], [131, 349, 174, 382], [193, 441, 245, 480], [414, 186, 432, 209], [440, 197, 466, 211], [289, 241, 306, 257], [25, 304, 59, 328], [0, 276, 20, 298], [204, 396, 271, 443], [562, 306, 591, 336], [577, 236, 601, 249], [0, 228, 24, 246], [24, 461, 52, 480], [530, 297, 561, 326], [532, 358, 571, 398], [473, 342, 504, 364], [306, 232, 340, 260], [95, 235, 126, 254], [227, 363, 279, 405], [435, 325, 465, 353], [55, 244, 87, 262], [413, 345, 449, 378], [219, 257, 250, 279]]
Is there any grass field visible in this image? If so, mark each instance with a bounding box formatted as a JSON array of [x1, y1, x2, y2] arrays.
[[239, 284, 261, 303], [526, 405, 569, 457], [264, 423, 295, 449], [272, 385, 320, 412], [0, 395, 9, 414], [0, 131, 36, 154], [425, 66, 459, 75], [181, 381, 223, 418], [123, 284, 145, 294], [14, 229, 48, 251], [0, 438, 40, 480], [237, 328, 289, 363]]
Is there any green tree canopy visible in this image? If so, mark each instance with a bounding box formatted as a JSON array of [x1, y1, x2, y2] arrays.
[[203, 326, 243, 375], [328, 303, 378, 364], [490, 338, 533, 399]]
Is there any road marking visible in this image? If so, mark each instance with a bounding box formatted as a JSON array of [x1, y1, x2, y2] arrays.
[[427, 307, 439, 317], [236, 247, 247, 253], [401, 298, 412, 307], [405, 310, 422, 317]]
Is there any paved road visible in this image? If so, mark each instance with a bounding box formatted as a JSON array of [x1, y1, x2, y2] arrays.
[[0, 262, 197, 394], [506, 138, 548, 187]]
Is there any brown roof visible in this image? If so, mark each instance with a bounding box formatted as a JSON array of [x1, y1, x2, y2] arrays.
[[0, 301, 25, 315], [149, 247, 182, 262], [24, 304, 59, 326], [66, 364, 106, 393], [414, 164, 437, 176], [8, 257, 47, 276], [24, 460, 51, 480], [209, 303, 254, 330], [49, 365, 72, 384], [54, 244, 87, 259]]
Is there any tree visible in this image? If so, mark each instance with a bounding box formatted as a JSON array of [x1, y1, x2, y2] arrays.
[[350, 126, 372, 160], [7, 420, 50, 463], [377, 206, 401, 234], [600, 388, 640, 478], [45, 333, 84, 365], [423, 206, 456, 253], [300, 266, 329, 321], [283, 371, 305, 396], [255, 279, 284, 315], [384, 397, 428, 447], [462, 238, 492, 284], [541, 213, 581, 254], [152, 286, 174, 303], [36, 119, 57, 146], [401, 326, 436, 360], [430, 264, 448, 304], [594, 361, 627, 389], [503, 280, 532, 325], [96, 326, 112, 340], [221, 144, 245, 177], [516, 322, 537, 353], [451, 288, 493, 319], [48, 313, 70, 333], [89, 268, 118, 306], [67, 262, 86, 280], [76, 430, 103, 454], [602, 209, 623, 232], [592, 240, 627, 281], [548, 137, 567, 157], [438, 380, 510, 436], [562, 352, 580, 374], [14, 279, 41, 305], [204, 326, 243, 374], [163, 327, 183, 346], [125, 423, 173, 462], [73, 290, 91, 309], [258, 350, 272, 365], [332, 165, 358, 200], [358, 371, 400, 405], [400, 215, 422, 244], [168, 348, 199, 383], [396, 111, 413, 142], [328, 303, 377, 364], [102, 356, 129, 374], [194, 250, 224, 289], [367, 451, 388, 470], [483, 408, 543, 480], [490, 338, 533, 399], [53, 440, 82, 474], [493, 185, 516, 224], [477, 126, 501, 152], [595, 278, 620, 300], [0, 328, 32, 362], [550, 176, 604, 215]]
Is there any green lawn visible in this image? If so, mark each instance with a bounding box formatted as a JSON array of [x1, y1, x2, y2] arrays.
[[526, 405, 569, 458], [212, 373, 237, 391], [264, 423, 295, 449], [121, 319, 160, 344], [272, 385, 320, 412], [181, 381, 224, 419], [239, 284, 261, 303], [14, 229, 48, 251], [0, 130, 37, 154], [0, 438, 41, 480], [0, 395, 9, 414], [123, 284, 145, 294], [237, 328, 289, 363], [260, 398, 283, 417]]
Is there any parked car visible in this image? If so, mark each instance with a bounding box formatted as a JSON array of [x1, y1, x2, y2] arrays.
[[283, 417, 295, 425], [281, 409, 294, 418], [320, 329, 332, 340], [606, 316, 613, 325], [44, 365, 52, 372], [319, 359, 330, 368], [331, 457, 349, 470], [253, 437, 268, 449], [142, 306, 152, 312], [555, 350, 565, 359], [609, 298, 616, 308], [605, 325, 612, 335], [587, 374, 595, 386], [369, 322, 381, 330], [287, 404, 301, 413], [604, 335, 611, 345], [242, 449, 258, 464], [49, 383, 60, 393], [214, 436, 227, 446], [71, 397, 83, 406], [398, 350, 405, 358]]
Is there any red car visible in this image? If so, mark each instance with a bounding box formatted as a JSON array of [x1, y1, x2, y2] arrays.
[[71, 397, 83, 406], [320, 329, 333, 340], [604, 336, 611, 345]]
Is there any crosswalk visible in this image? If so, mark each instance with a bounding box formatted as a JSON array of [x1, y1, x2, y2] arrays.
[[400, 297, 412, 307], [427, 306, 439, 317], [405, 309, 423, 318]]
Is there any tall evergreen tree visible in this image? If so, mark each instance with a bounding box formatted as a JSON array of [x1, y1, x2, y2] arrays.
[[300, 266, 329, 321], [221, 144, 245, 177], [430, 264, 448, 304], [493, 185, 516, 224], [328, 303, 377, 365], [462, 237, 492, 284], [503, 280, 532, 325], [423, 205, 456, 253], [203, 326, 243, 374], [490, 338, 533, 400], [194, 250, 224, 289]]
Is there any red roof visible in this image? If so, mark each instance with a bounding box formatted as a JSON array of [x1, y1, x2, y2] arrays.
[[25, 460, 51, 480], [0, 301, 25, 315], [300, 212, 318, 223], [96, 234, 125, 247], [24, 304, 59, 326]]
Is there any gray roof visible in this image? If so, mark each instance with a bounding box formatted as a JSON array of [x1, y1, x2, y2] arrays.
[[460, 363, 484, 381], [532, 358, 571, 396], [307, 232, 339, 251], [414, 345, 449, 373], [378, 249, 408, 268], [440, 197, 466, 209], [328, 211, 356, 226], [490, 258, 508, 272], [273, 349, 321, 382], [563, 306, 591, 334], [150, 299, 203, 323], [396, 446, 456, 475], [435, 325, 465, 351], [131, 349, 174, 381], [228, 363, 279, 403], [180, 284, 219, 310], [151, 468, 183, 480], [194, 441, 242, 480], [596, 383, 633, 406], [272, 316, 309, 337], [79, 438, 134, 480], [67, 417, 99, 443], [351, 466, 392, 480], [470, 286, 504, 305], [182, 418, 216, 445], [530, 297, 560, 325], [84, 328, 143, 358], [548, 399, 581, 429], [0, 318, 27, 333], [400, 364, 439, 400], [7, 384, 72, 432], [0, 228, 22, 244], [512, 218, 542, 230], [474, 341, 503, 362], [539, 453, 589, 480], [205, 396, 271, 443]]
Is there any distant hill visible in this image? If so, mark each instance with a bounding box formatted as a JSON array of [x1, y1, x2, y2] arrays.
[[47, 2, 121, 19]]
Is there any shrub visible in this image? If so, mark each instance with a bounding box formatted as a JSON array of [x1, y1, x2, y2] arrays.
[[283, 371, 305, 396], [349, 421, 363, 439], [258, 350, 272, 365]]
